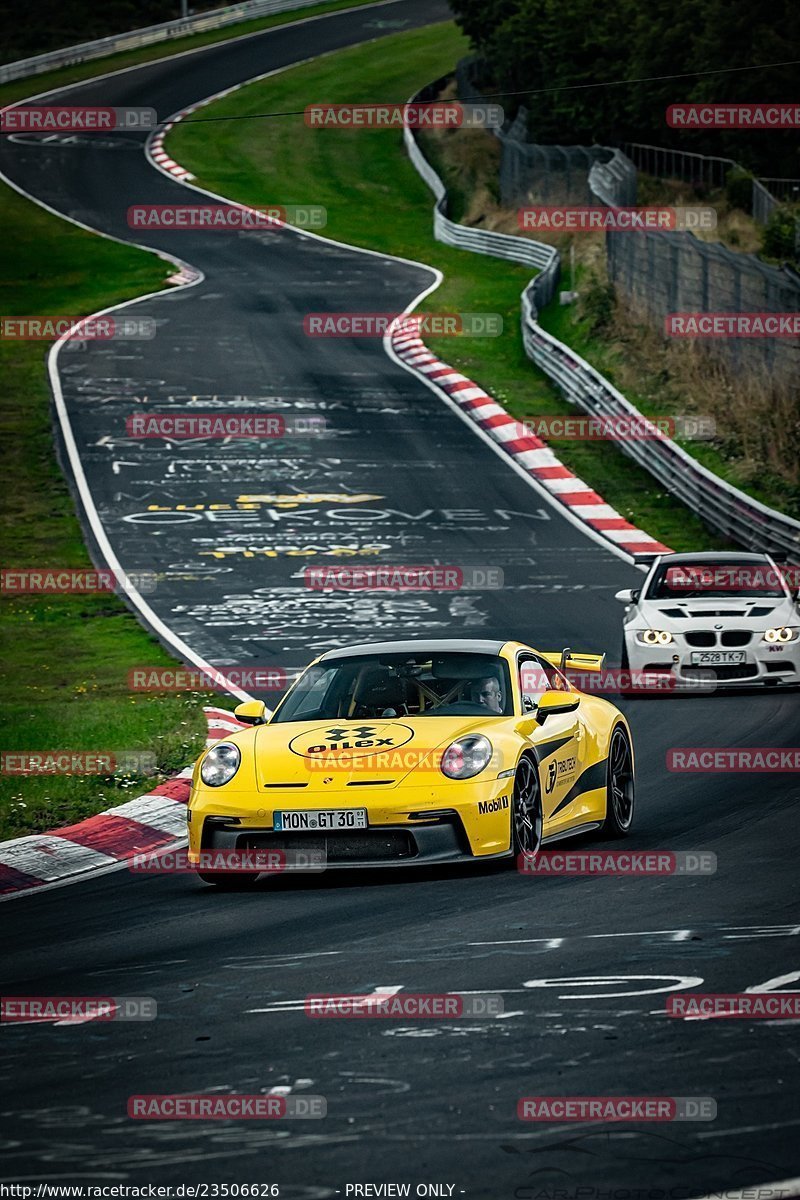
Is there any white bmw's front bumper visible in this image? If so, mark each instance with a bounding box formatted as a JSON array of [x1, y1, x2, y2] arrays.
[[625, 633, 800, 687]]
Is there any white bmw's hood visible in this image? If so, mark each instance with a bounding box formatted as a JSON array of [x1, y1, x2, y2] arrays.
[[638, 596, 797, 630]]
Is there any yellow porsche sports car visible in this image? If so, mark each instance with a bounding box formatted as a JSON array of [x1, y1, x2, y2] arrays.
[[187, 639, 635, 885]]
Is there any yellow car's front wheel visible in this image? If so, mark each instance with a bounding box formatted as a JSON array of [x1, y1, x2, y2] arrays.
[[511, 754, 542, 864]]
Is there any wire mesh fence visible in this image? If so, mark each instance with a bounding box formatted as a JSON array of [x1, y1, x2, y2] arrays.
[[456, 59, 633, 206], [453, 59, 800, 380], [606, 229, 800, 375]]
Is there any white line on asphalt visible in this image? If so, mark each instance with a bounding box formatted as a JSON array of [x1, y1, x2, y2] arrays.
[[469, 924, 799, 946]]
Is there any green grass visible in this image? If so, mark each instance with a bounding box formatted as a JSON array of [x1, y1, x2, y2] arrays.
[[0, 174, 223, 842], [168, 21, 727, 552], [0, 0, 385, 108]]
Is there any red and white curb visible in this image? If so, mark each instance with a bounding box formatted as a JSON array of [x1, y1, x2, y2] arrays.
[[391, 330, 672, 559], [138, 117, 201, 284], [0, 706, 246, 898], [149, 120, 195, 182]]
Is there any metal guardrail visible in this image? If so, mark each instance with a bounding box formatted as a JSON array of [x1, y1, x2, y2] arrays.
[[0, 0, 327, 84], [521, 308, 800, 557], [406, 79, 561, 311], [404, 84, 800, 559]]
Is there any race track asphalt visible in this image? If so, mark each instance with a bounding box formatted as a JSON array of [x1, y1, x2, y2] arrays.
[[0, 2, 798, 1194]]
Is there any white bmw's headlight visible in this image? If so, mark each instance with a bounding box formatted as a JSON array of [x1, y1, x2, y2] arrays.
[[763, 627, 799, 643], [200, 742, 241, 787], [639, 629, 674, 646], [440, 735, 492, 780]]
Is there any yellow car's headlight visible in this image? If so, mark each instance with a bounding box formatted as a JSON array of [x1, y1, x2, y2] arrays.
[[638, 629, 674, 646], [200, 742, 241, 787], [441, 735, 493, 780], [763, 627, 799, 643]]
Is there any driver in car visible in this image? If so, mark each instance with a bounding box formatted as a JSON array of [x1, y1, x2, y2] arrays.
[[470, 676, 503, 713]]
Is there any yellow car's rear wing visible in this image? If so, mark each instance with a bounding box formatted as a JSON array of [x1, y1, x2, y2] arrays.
[[542, 648, 606, 672]]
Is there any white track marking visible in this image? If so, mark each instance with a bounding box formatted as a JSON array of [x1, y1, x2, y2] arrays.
[[246, 984, 403, 1014], [746, 970, 800, 992], [523, 974, 704, 999]]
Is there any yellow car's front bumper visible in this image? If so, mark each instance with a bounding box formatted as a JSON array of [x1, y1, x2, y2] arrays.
[[187, 774, 516, 868]]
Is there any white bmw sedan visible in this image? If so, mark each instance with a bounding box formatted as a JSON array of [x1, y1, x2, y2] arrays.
[[616, 552, 800, 688]]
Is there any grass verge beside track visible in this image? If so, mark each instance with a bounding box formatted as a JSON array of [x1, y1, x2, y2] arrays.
[[168, 22, 727, 553], [0, 184, 220, 842]]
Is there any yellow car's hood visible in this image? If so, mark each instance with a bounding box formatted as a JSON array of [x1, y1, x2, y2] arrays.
[[251, 716, 497, 791]]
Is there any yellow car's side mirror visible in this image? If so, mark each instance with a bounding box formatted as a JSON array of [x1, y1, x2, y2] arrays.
[[536, 690, 580, 720], [234, 700, 268, 726]]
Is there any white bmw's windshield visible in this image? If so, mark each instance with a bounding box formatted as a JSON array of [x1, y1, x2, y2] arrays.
[[646, 560, 788, 599]]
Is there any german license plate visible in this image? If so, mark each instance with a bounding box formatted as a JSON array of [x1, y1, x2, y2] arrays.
[[274, 808, 368, 831], [689, 650, 746, 665]]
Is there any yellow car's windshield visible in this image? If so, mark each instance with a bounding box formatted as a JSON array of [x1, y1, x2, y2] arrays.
[[273, 651, 514, 722]]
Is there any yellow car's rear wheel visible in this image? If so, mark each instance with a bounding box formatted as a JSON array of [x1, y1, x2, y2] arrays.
[[603, 727, 635, 836], [512, 754, 542, 864]]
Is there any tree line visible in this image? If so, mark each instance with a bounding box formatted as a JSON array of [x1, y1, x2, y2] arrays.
[[449, 0, 800, 180]]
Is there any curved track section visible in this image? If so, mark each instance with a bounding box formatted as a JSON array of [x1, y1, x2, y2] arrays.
[[0, 3, 798, 1194]]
